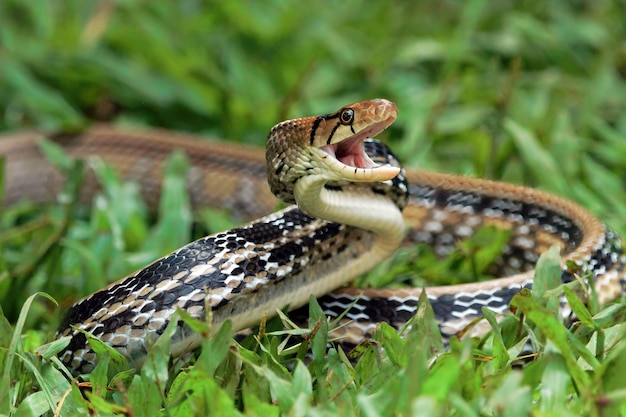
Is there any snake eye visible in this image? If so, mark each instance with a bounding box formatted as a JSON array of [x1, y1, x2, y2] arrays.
[[339, 108, 354, 125]]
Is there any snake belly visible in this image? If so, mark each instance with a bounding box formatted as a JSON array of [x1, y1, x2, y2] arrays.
[[1, 100, 625, 375]]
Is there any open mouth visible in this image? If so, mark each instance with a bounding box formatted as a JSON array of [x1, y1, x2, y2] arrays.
[[320, 134, 377, 169], [319, 119, 393, 170]]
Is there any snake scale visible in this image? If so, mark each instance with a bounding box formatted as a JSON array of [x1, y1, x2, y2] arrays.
[[1, 99, 625, 375]]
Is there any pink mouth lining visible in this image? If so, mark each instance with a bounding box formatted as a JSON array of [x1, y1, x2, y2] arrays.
[[319, 118, 393, 170], [320, 134, 377, 169]]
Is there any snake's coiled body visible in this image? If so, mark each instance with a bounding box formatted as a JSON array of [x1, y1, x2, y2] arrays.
[[1, 99, 625, 375]]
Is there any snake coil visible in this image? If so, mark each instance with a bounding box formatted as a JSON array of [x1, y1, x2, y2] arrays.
[[0, 99, 624, 375]]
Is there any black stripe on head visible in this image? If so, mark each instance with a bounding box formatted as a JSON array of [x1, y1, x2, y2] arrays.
[[310, 116, 325, 145], [310, 112, 342, 145], [326, 123, 340, 145]]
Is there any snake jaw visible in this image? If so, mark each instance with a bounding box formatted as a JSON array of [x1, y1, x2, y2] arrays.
[[320, 135, 377, 169], [318, 140, 400, 182], [318, 119, 400, 182], [315, 99, 399, 182]]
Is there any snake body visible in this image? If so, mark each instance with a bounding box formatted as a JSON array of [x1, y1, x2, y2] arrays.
[[1, 99, 625, 375]]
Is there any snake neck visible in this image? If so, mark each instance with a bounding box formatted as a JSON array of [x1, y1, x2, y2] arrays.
[[294, 174, 405, 268]]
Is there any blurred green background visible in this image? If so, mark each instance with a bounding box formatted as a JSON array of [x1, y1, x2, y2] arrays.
[[2, 0, 625, 224], [2, 1, 625, 234]]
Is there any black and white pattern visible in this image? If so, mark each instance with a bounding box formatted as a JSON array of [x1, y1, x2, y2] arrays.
[[57, 139, 409, 374]]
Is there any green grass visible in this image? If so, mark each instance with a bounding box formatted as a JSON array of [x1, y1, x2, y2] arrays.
[[1, 0, 626, 415]]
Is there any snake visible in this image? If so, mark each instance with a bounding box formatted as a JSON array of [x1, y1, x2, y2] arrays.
[[1, 99, 625, 376]]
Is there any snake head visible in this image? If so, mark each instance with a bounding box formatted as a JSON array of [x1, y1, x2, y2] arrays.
[[267, 99, 400, 203]]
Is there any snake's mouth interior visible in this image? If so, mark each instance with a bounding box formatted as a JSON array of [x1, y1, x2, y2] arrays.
[[317, 115, 399, 182], [319, 116, 396, 170], [320, 134, 377, 169]]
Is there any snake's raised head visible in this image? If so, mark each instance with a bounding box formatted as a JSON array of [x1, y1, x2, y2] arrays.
[[267, 99, 400, 203]]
